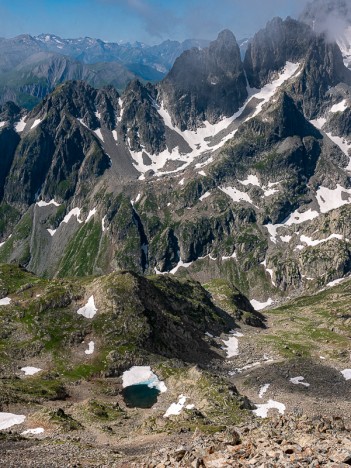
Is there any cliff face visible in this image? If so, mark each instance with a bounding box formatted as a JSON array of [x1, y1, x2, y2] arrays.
[[159, 30, 248, 130]]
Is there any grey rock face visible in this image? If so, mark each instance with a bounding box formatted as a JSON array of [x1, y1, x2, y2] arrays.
[[3, 81, 113, 206], [159, 30, 248, 130], [121, 80, 166, 154], [289, 37, 351, 118], [244, 17, 314, 88]]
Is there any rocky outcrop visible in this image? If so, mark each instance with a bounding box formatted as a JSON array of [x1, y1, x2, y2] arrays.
[[3, 81, 113, 206], [121, 80, 166, 154]]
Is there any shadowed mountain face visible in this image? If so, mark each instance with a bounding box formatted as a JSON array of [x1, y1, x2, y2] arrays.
[[159, 30, 248, 131]]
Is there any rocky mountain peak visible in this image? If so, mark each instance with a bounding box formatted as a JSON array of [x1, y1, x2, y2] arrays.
[[159, 29, 247, 131], [244, 17, 314, 88], [213, 29, 237, 47]]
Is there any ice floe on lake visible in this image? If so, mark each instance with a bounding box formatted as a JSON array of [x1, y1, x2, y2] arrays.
[[122, 366, 167, 392]]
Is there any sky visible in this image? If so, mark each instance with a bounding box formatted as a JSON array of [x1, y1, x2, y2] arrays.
[[0, 0, 310, 44]]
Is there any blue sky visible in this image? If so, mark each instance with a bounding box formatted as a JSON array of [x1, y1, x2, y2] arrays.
[[0, 0, 309, 43]]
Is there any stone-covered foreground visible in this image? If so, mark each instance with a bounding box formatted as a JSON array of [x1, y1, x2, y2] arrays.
[[1, 413, 351, 466], [144, 414, 351, 467]]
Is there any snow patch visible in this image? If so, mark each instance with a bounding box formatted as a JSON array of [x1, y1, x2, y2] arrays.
[[238, 174, 260, 186], [31, 118, 42, 129], [0, 297, 11, 305], [316, 185, 351, 213], [248, 62, 300, 120], [341, 369, 351, 380], [85, 208, 97, 223], [112, 130, 118, 141], [84, 341, 95, 355], [0, 121, 6, 128], [77, 296, 97, 319], [94, 128, 104, 142], [220, 186, 255, 205], [122, 366, 167, 393], [222, 251, 237, 260], [253, 399, 286, 418], [78, 118, 89, 129], [300, 233, 344, 247], [21, 427, 44, 436], [15, 116, 26, 133], [326, 133, 351, 161], [62, 207, 83, 224], [199, 191, 211, 201], [21, 367, 42, 376], [330, 100, 348, 113], [310, 117, 327, 130], [0, 413, 26, 430], [265, 208, 319, 243], [198, 170, 206, 176], [327, 277, 345, 287], [47, 229, 57, 237], [164, 395, 190, 418], [36, 199, 60, 207], [138, 62, 301, 179], [289, 376, 310, 387], [250, 298, 273, 311], [221, 330, 243, 358], [131, 193, 141, 205], [259, 384, 270, 399]]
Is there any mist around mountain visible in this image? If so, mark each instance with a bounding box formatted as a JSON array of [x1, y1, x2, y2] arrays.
[[300, 0, 351, 68]]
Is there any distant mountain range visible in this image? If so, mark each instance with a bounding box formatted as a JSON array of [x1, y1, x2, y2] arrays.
[[0, 33, 250, 108]]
